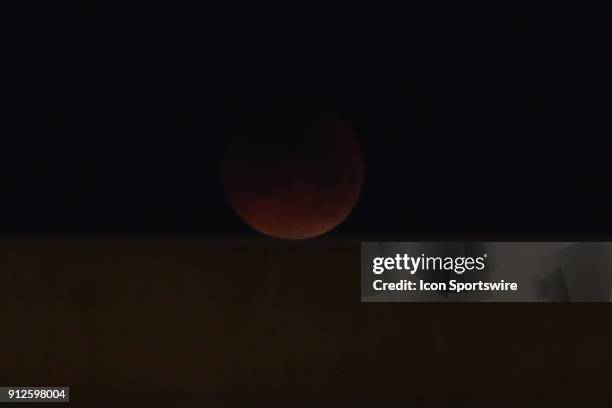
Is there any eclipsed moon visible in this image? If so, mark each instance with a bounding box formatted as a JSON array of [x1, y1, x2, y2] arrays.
[[223, 105, 364, 239]]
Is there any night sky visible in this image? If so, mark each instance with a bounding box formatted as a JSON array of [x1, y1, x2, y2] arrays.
[[3, 3, 611, 237], [3, 4, 612, 404]]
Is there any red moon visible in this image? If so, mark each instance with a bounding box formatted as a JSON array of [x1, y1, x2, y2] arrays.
[[224, 108, 364, 239]]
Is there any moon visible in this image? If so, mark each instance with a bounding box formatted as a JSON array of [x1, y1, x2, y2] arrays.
[[224, 106, 364, 239]]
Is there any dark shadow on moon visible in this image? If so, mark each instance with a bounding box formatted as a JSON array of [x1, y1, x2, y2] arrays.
[[223, 101, 365, 239]]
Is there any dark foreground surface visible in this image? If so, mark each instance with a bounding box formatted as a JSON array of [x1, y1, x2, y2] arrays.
[[0, 237, 610, 405]]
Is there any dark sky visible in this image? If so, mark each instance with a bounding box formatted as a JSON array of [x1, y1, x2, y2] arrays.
[[2, 3, 611, 236]]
